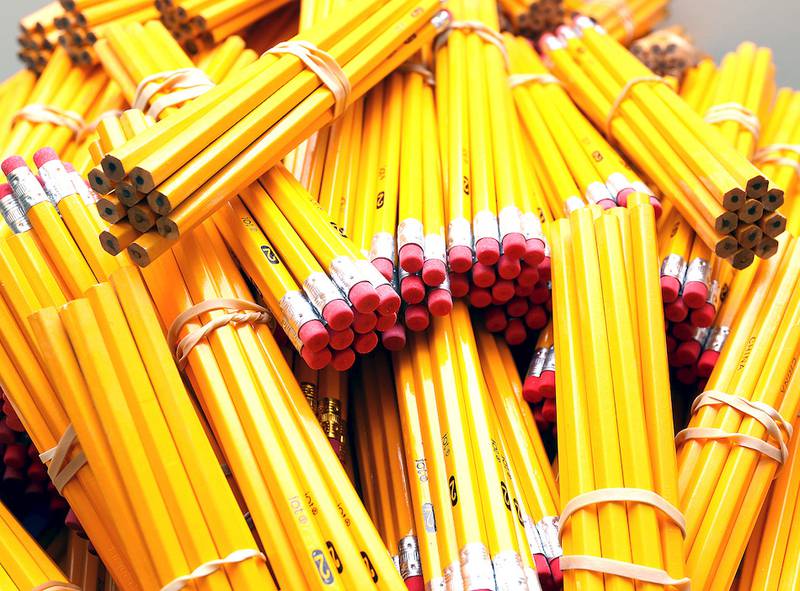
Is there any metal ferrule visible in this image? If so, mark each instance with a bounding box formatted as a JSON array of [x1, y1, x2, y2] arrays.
[[526, 518, 546, 557], [398, 217, 425, 250], [632, 180, 654, 197], [526, 347, 548, 379], [69, 171, 98, 205], [300, 382, 318, 414], [424, 232, 447, 264], [605, 172, 633, 197], [705, 326, 730, 353], [498, 205, 522, 238], [536, 516, 563, 560], [329, 256, 363, 294], [447, 217, 473, 250], [492, 551, 527, 591], [543, 346, 556, 372], [357, 258, 391, 288], [564, 196, 584, 214], [7, 166, 50, 212], [427, 577, 447, 591], [303, 272, 345, 316], [278, 290, 316, 350], [706, 279, 721, 307], [444, 562, 464, 591], [0, 193, 31, 234], [585, 181, 615, 206], [459, 543, 496, 591], [685, 257, 711, 286], [692, 326, 711, 346], [399, 535, 422, 580], [473, 210, 500, 243], [520, 212, 544, 241], [369, 231, 395, 263], [317, 397, 342, 442], [398, 265, 411, 282], [38, 160, 75, 205], [660, 254, 687, 281]]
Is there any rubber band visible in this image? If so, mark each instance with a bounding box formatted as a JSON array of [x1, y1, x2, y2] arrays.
[[508, 73, 563, 88], [560, 555, 691, 589], [400, 62, 435, 86], [434, 21, 510, 71], [38, 425, 87, 494], [705, 102, 761, 140], [30, 582, 81, 591], [754, 143, 800, 176], [267, 41, 351, 119], [675, 390, 792, 467], [604, 76, 671, 142], [167, 298, 272, 369], [13, 104, 86, 137], [133, 68, 215, 120], [160, 549, 267, 591]]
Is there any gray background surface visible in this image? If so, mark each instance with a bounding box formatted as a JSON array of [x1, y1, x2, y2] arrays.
[[0, 1, 797, 85]]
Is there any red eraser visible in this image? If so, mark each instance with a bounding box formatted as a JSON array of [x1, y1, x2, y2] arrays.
[[525, 305, 547, 330], [524, 238, 546, 266], [683, 282, 708, 309], [448, 245, 473, 273], [497, 254, 521, 280], [665, 299, 689, 323], [381, 323, 407, 350], [298, 320, 329, 352], [538, 257, 551, 281], [2, 156, 27, 177], [504, 319, 527, 345], [691, 302, 716, 328], [33, 147, 60, 168], [530, 283, 550, 305], [427, 288, 452, 317], [518, 263, 539, 287], [616, 188, 633, 208], [354, 331, 379, 355], [327, 327, 354, 351], [332, 348, 356, 371], [545, 298, 552, 312], [301, 346, 332, 370], [674, 340, 702, 367], [404, 575, 424, 591], [449, 272, 469, 298], [533, 405, 546, 427], [650, 197, 663, 219], [372, 258, 394, 281], [598, 198, 616, 210], [533, 554, 552, 580], [485, 307, 508, 332], [374, 284, 400, 316], [549, 557, 563, 587], [665, 335, 677, 353], [469, 287, 492, 308], [348, 281, 380, 313], [476, 237, 501, 266], [671, 321, 694, 342], [660, 276, 681, 304], [422, 259, 447, 286], [3, 444, 26, 469], [400, 275, 425, 305], [353, 311, 378, 334], [502, 232, 526, 259], [376, 312, 398, 332], [697, 350, 720, 377], [0, 184, 11, 198], [492, 280, 515, 303], [507, 297, 529, 318], [322, 299, 354, 332], [472, 262, 496, 288], [540, 371, 556, 398], [515, 283, 534, 298], [405, 304, 430, 332], [523, 377, 542, 403], [399, 244, 424, 274], [675, 365, 698, 385], [542, 398, 557, 421]]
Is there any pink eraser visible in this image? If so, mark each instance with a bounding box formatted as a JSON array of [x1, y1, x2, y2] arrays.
[[525, 305, 547, 330], [2, 156, 26, 176], [354, 331, 379, 355], [427, 288, 452, 317], [507, 297, 529, 318], [523, 377, 542, 403], [328, 327, 354, 351], [404, 574, 424, 591], [322, 299, 354, 332], [376, 284, 401, 315], [399, 243, 424, 273], [538, 257, 551, 281], [485, 306, 508, 332], [469, 287, 492, 308], [682, 282, 708, 309], [671, 321, 694, 342], [504, 319, 527, 346], [449, 272, 469, 298], [691, 303, 716, 328], [598, 198, 616, 210], [472, 262, 496, 289], [0, 184, 11, 198], [381, 323, 407, 351], [549, 557, 563, 587], [524, 238, 546, 266], [660, 276, 681, 304], [298, 320, 329, 352], [497, 254, 521, 281], [675, 366, 697, 385], [697, 350, 720, 377], [448, 245, 473, 273], [33, 147, 59, 168], [376, 312, 398, 332], [492, 280, 515, 303], [332, 348, 356, 371], [64, 162, 76, 173], [372, 258, 394, 281], [616, 189, 633, 208], [542, 398, 556, 421], [501, 232, 526, 259], [665, 299, 689, 323], [540, 371, 556, 398], [400, 275, 425, 305], [533, 554, 552, 580], [353, 311, 378, 334], [650, 197, 663, 219], [530, 284, 551, 305], [517, 263, 539, 288], [348, 281, 380, 313], [674, 340, 702, 367], [515, 282, 534, 298], [665, 335, 677, 353], [475, 237, 500, 265], [405, 304, 430, 332], [301, 346, 332, 370], [422, 259, 447, 286]]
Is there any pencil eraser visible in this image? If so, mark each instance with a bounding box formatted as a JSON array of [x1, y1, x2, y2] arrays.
[[371, 258, 394, 281], [353, 311, 378, 334], [404, 574, 424, 591], [518, 263, 539, 287], [523, 377, 542, 403], [64, 162, 76, 173], [524, 238, 546, 266], [598, 198, 616, 210], [0, 184, 11, 198], [492, 280, 515, 303], [399, 243, 424, 273], [472, 262, 496, 288], [301, 346, 332, 370], [322, 299, 354, 332], [376, 312, 398, 332], [469, 287, 492, 308], [449, 272, 469, 298], [549, 557, 563, 587], [690, 303, 716, 328], [533, 554, 552, 580], [697, 350, 720, 377], [2, 156, 26, 176], [533, 405, 546, 427], [650, 197, 663, 219], [400, 275, 425, 304], [507, 296, 529, 318], [525, 305, 547, 330], [354, 331, 379, 355], [682, 282, 708, 309], [33, 147, 59, 168], [331, 348, 356, 371], [665, 335, 677, 353], [327, 327, 354, 351], [675, 340, 702, 367], [422, 259, 447, 286], [502, 232, 526, 259], [376, 284, 401, 315], [497, 254, 521, 280], [675, 366, 697, 385], [530, 283, 551, 305], [542, 398, 556, 421], [381, 323, 407, 351], [665, 299, 689, 323], [538, 257, 551, 281], [427, 288, 452, 317], [475, 237, 500, 265], [671, 321, 694, 342], [616, 188, 633, 208], [298, 320, 329, 352], [504, 318, 527, 345], [3, 444, 26, 469], [545, 298, 552, 312], [660, 276, 681, 303], [348, 281, 380, 314], [448, 245, 473, 273], [540, 371, 556, 398], [405, 304, 430, 332], [515, 282, 534, 298], [485, 307, 508, 332]]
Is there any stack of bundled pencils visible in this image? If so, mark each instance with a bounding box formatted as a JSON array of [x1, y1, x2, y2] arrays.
[[563, 0, 669, 45]]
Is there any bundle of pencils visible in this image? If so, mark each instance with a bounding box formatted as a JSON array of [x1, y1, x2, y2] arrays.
[[521, 321, 557, 436], [544, 16, 785, 269], [563, 0, 669, 45], [17, 2, 62, 73], [629, 26, 698, 80], [551, 196, 686, 591], [498, 0, 564, 39]]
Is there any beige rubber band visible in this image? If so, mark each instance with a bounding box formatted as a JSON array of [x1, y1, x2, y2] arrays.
[[560, 555, 691, 589], [160, 549, 266, 591], [400, 62, 435, 86], [13, 104, 86, 136], [434, 21, 510, 71], [705, 102, 761, 139], [167, 298, 272, 369], [38, 425, 87, 494], [508, 73, 563, 88], [755, 143, 800, 175], [133, 68, 215, 120], [604, 76, 670, 142], [31, 582, 81, 591], [267, 41, 351, 119], [675, 390, 792, 466], [559, 488, 686, 541]]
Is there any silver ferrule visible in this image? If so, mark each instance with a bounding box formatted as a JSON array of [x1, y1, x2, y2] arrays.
[[564, 196, 584, 214], [705, 326, 730, 353], [447, 217, 473, 250], [473, 210, 500, 243], [421, 501, 437, 533], [543, 346, 556, 372], [357, 258, 391, 288], [431, 9, 452, 31], [424, 232, 447, 264], [398, 217, 425, 250], [38, 160, 74, 205], [660, 253, 687, 281], [498, 205, 522, 238], [685, 257, 711, 286], [536, 516, 563, 560], [393, 555, 401, 573], [585, 181, 615, 206], [427, 577, 447, 591], [526, 518, 546, 557], [492, 551, 527, 591], [460, 543, 496, 591], [369, 231, 395, 263], [526, 347, 548, 379], [632, 180, 654, 197], [70, 171, 98, 205], [399, 535, 422, 580], [278, 290, 316, 350], [605, 172, 633, 197], [692, 326, 711, 346], [444, 561, 464, 591], [329, 256, 364, 294], [398, 265, 411, 283], [706, 279, 720, 307], [525, 566, 541, 591], [520, 212, 544, 242], [437, 272, 451, 292], [0, 193, 31, 234], [303, 272, 345, 317], [7, 166, 51, 212]]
